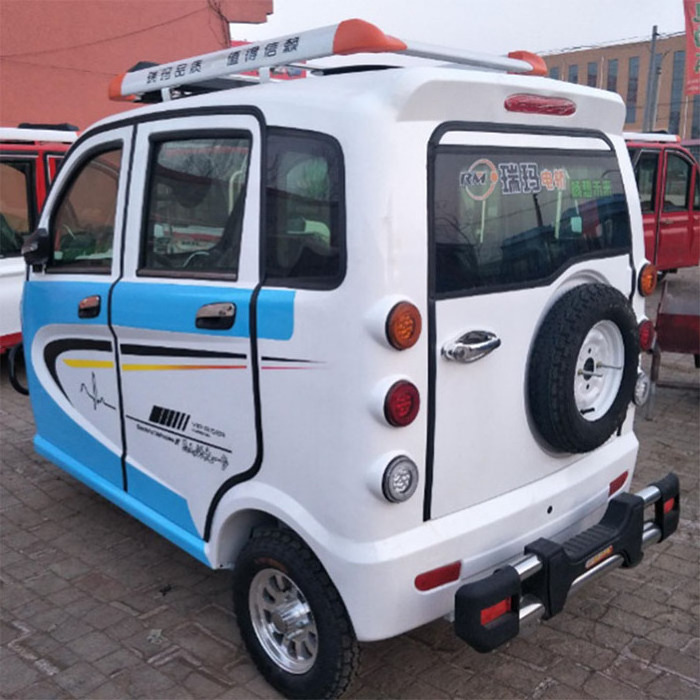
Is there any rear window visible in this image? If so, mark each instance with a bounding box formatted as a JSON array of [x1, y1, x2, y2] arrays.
[[432, 148, 631, 295]]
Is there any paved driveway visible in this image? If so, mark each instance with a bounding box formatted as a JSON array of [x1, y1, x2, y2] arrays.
[[1, 271, 698, 699]]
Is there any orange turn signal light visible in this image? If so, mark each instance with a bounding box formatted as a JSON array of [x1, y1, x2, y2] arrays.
[[638, 263, 658, 297], [386, 301, 422, 350]]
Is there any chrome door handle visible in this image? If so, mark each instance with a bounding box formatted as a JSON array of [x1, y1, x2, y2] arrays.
[[195, 302, 236, 330], [78, 295, 101, 319], [441, 330, 501, 363]]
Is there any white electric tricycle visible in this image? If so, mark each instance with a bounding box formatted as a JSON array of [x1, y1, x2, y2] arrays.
[[16, 19, 679, 699]]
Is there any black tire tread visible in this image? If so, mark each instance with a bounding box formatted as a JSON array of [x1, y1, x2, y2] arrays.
[[233, 527, 360, 699], [528, 284, 638, 453]]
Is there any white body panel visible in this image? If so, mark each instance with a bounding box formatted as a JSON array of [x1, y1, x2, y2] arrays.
[[0, 256, 24, 345], [23, 63, 651, 642]]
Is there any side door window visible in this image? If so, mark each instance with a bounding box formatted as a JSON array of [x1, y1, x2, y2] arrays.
[[633, 150, 659, 213], [141, 137, 250, 276], [662, 153, 692, 212], [0, 159, 35, 256], [49, 148, 122, 271], [264, 130, 345, 288]]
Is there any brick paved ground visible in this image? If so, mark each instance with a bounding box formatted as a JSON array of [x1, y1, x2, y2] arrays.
[[1, 271, 698, 699]]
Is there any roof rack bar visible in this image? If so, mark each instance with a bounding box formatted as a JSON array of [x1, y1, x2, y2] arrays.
[[109, 18, 545, 102]]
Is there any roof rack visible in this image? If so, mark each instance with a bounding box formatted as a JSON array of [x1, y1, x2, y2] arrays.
[[0, 126, 78, 144], [109, 18, 546, 102], [623, 132, 680, 143]]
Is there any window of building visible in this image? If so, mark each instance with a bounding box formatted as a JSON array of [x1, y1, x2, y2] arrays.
[[626, 56, 640, 124], [568, 65, 578, 84], [141, 136, 251, 277], [607, 58, 618, 92], [264, 130, 345, 288], [693, 94, 700, 140], [432, 148, 630, 295], [50, 148, 122, 271], [549, 66, 560, 80], [587, 61, 598, 87], [0, 160, 34, 256], [669, 51, 686, 135]]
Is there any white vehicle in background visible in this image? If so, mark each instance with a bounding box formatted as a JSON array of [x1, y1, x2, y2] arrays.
[[0, 125, 76, 355], [16, 20, 680, 699]]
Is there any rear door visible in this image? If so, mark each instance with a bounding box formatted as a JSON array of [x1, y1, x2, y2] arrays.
[[22, 128, 131, 489], [111, 114, 262, 542], [427, 128, 632, 519]]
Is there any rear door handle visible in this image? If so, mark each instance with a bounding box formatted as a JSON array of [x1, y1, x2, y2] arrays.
[[196, 302, 236, 330], [78, 295, 101, 319], [442, 330, 501, 363]]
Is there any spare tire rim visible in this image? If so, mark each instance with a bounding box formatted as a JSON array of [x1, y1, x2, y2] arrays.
[[574, 320, 625, 422], [249, 568, 318, 674]]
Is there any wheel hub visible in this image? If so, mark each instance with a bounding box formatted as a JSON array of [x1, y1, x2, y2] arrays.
[[249, 568, 318, 674]]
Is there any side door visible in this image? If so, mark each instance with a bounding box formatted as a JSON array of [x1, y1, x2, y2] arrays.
[[22, 127, 132, 489], [656, 148, 696, 270], [111, 115, 262, 543]]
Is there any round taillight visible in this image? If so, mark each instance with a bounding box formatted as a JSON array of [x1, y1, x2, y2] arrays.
[[386, 302, 422, 350], [382, 456, 419, 503], [638, 263, 658, 297], [384, 380, 420, 427], [638, 319, 656, 352]]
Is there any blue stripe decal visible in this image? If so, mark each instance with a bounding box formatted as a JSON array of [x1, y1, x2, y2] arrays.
[[126, 463, 200, 539], [23, 280, 112, 327], [111, 282, 295, 340], [257, 289, 295, 341], [35, 436, 210, 566]]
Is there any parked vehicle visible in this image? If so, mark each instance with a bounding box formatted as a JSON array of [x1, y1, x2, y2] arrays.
[[625, 132, 700, 274], [17, 20, 679, 699], [0, 124, 76, 353]]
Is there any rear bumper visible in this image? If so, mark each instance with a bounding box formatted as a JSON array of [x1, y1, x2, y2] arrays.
[[455, 472, 680, 652]]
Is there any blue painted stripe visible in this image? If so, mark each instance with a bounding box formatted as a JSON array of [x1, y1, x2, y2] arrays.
[[112, 282, 296, 340], [23, 280, 112, 327], [126, 463, 200, 539], [35, 436, 210, 566]]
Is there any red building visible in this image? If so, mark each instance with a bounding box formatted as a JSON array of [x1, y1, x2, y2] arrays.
[[0, 0, 273, 130]]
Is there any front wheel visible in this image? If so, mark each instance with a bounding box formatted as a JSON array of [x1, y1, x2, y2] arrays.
[[233, 528, 359, 699]]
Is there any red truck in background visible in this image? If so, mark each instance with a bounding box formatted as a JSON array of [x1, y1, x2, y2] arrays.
[[0, 124, 76, 353], [626, 133, 700, 274]]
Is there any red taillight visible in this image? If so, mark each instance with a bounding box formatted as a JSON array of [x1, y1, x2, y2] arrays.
[[415, 562, 461, 591], [384, 380, 420, 427], [638, 319, 656, 352], [386, 301, 422, 350], [638, 263, 658, 297], [609, 471, 629, 496], [504, 94, 576, 116], [480, 598, 512, 626], [663, 498, 676, 514]]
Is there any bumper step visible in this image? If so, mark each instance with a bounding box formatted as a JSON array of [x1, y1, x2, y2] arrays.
[[454, 473, 680, 653]]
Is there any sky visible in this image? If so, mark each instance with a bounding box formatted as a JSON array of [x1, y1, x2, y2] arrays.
[[230, 0, 687, 60]]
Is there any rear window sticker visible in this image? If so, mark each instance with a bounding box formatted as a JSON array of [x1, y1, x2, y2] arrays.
[[570, 178, 613, 199], [460, 159, 499, 200]]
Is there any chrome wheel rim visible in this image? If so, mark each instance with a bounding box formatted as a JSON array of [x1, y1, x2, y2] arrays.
[[574, 320, 625, 422], [249, 568, 318, 674]]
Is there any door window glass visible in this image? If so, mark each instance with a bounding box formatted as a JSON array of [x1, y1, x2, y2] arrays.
[[632, 151, 659, 213], [265, 130, 344, 288], [50, 148, 122, 271], [0, 160, 33, 257], [432, 147, 631, 295], [141, 136, 251, 277], [663, 153, 692, 211]]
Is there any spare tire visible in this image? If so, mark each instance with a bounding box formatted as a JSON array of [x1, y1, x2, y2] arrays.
[[528, 284, 639, 453]]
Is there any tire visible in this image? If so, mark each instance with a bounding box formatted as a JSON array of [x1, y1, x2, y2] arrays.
[[232, 528, 359, 699], [528, 284, 639, 453]]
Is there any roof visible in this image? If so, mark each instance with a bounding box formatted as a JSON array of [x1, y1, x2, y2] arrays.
[[0, 126, 78, 144]]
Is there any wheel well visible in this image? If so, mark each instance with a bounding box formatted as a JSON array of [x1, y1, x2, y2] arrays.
[[214, 508, 278, 568]]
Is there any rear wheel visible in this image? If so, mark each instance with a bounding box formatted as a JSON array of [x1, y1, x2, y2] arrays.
[[233, 528, 359, 699]]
